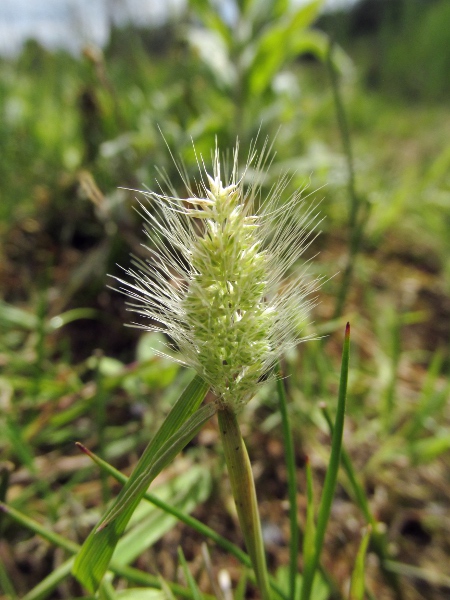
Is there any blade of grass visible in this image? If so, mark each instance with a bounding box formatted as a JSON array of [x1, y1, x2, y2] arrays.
[[159, 575, 177, 600], [201, 543, 225, 600], [99, 579, 117, 600], [301, 323, 350, 600], [0, 503, 78, 554], [276, 366, 299, 600], [349, 526, 371, 600], [72, 374, 209, 592], [178, 547, 204, 600], [234, 569, 248, 600], [76, 442, 247, 561], [383, 560, 450, 588], [319, 405, 404, 599], [319, 406, 373, 526], [97, 403, 216, 529]]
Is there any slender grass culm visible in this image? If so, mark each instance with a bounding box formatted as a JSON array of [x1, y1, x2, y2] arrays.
[[72, 140, 325, 597]]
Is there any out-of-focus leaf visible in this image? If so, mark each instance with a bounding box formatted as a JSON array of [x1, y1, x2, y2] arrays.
[[185, 27, 236, 89], [409, 434, 450, 463], [0, 301, 37, 330], [271, 0, 289, 19], [349, 527, 371, 600], [136, 332, 167, 362], [275, 566, 329, 600], [248, 17, 353, 97], [114, 589, 164, 599], [246, 0, 325, 95], [96, 356, 126, 377], [47, 308, 98, 330], [158, 575, 177, 600], [189, 0, 233, 46]]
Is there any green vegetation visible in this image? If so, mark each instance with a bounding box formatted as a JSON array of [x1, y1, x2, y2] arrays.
[[1, 0, 449, 598]]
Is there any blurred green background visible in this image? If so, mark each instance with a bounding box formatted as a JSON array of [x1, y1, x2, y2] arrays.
[[1, 0, 449, 598]]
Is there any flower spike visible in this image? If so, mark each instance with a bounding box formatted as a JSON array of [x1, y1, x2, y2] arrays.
[[113, 141, 322, 411]]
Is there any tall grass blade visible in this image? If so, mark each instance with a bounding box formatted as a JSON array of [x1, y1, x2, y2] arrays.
[[349, 526, 371, 600], [97, 403, 216, 529], [301, 323, 350, 600], [178, 547, 204, 600], [72, 375, 209, 592], [319, 405, 404, 598]]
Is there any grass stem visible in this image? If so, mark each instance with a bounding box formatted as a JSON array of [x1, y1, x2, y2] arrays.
[[218, 408, 272, 600]]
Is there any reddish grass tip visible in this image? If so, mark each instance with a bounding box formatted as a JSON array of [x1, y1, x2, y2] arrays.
[[75, 441, 91, 455]]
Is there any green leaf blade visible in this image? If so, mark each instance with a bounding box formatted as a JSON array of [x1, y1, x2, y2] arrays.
[[72, 374, 209, 592]]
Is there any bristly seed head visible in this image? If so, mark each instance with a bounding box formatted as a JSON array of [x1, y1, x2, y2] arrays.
[[113, 141, 322, 411]]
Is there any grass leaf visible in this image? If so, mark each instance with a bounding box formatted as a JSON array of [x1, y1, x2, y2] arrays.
[[349, 526, 371, 600], [301, 323, 350, 600], [72, 374, 209, 592]]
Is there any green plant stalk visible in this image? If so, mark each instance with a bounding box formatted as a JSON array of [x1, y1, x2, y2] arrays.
[[178, 547, 203, 600], [76, 443, 289, 600], [301, 323, 350, 600], [319, 409, 372, 526], [276, 367, 299, 600], [0, 502, 215, 600], [218, 408, 272, 600], [349, 526, 371, 600], [320, 406, 404, 599]]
